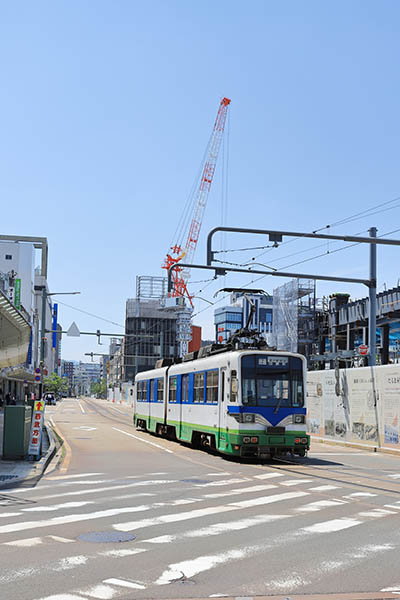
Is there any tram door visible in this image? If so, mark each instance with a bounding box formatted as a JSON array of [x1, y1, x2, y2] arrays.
[[179, 375, 189, 439], [217, 368, 227, 448]]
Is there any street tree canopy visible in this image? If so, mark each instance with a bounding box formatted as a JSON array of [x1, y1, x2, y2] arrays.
[[43, 373, 68, 396]]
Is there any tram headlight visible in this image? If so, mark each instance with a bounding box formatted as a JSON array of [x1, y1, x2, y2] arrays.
[[251, 437, 259, 444], [243, 414, 255, 423], [243, 436, 251, 443], [293, 414, 305, 424]]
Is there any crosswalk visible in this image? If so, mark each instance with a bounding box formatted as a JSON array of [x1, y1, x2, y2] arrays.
[[1, 468, 400, 599]]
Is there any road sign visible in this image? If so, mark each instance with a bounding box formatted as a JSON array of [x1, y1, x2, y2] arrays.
[[358, 344, 369, 356], [28, 400, 46, 457], [34, 375, 41, 382], [67, 321, 80, 337], [35, 367, 41, 374]]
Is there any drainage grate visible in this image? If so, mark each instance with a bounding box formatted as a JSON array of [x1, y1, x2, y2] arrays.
[[78, 531, 136, 543], [0, 494, 36, 506], [181, 479, 211, 485]]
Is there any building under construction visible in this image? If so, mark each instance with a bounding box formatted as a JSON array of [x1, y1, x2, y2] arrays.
[[272, 279, 316, 360], [124, 276, 179, 382]]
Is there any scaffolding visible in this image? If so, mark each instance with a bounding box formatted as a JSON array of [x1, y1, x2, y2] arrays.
[[136, 276, 168, 299], [272, 279, 316, 355]]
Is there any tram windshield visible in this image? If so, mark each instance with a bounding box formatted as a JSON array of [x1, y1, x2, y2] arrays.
[[241, 355, 304, 408]]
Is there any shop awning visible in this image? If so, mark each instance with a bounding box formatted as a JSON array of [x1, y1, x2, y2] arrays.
[[0, 289, 31, 368]]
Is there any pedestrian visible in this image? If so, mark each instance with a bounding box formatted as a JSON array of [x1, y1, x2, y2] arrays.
[[0, 389, 3, 409], [5, 392, 11, 406]]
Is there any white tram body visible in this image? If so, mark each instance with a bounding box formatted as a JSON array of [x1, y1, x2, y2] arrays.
[[134, 348, 309, 459]]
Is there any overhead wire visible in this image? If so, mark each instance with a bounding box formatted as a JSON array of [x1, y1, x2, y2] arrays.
[[191, 226, 400, 320]]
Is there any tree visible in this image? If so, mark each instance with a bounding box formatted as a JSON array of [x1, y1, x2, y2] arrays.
[[90, 378, 107, 398], [43, 373, 69, 396]]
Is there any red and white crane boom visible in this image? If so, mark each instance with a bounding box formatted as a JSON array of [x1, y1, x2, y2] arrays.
[[164, 97, 231, 307]]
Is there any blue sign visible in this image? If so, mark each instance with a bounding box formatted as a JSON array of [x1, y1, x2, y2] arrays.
[[52, 303, 58, 349]]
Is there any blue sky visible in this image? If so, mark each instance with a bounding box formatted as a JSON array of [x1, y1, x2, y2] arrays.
[[1, 0, 400, 361]]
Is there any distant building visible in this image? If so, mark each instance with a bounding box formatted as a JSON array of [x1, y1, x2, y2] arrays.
[[124, 297, 179, 381], [214, 292, 273, 344]]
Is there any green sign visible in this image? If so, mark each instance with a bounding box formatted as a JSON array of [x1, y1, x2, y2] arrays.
[[14, 279, 21, 310]]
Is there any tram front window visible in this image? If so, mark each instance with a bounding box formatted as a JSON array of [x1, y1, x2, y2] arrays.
[[241, 355, 304, 408], [242, 374, 289, 407]]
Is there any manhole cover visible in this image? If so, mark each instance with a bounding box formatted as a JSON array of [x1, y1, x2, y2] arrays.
[[77, 531, 136, 543], [181, 479, 211, 485]]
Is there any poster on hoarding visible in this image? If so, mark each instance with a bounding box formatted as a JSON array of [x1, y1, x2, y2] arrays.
[[306, 377, 322, 434], [380, 368, 400, 446]]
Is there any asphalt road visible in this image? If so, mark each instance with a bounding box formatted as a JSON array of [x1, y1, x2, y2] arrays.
[[1, 397, 400, 600]]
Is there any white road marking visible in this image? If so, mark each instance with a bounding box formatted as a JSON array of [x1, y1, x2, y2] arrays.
[[76, 584, 116, 599], [310, 452, 365, 456], [205, 472, 232, 476], [22, 501, 94, 512], [0, 503, 175, 535], [254, 473, 284, 479], [204, 484, 277, 499], [358, 508, 397, 517], [46, 473, 104, 480], [302, 518, 361, 533], [296, 499, 347, 513], [0, 512, 21, 518], [5, 536, 43, 547], [112, 427, 174, 454], [144, 513, 290, 544], [78, 402, 85, 414], [103, 578, 146, 590], [99, 548, 146, 558], [156, 547, 250, 585], [35, 595, 84, 600], [38, 479, 177, 500], [53, 555, 89, 571], [308, 485, 339, 492], [280, 479, 313, 486], [388, 474, 400, 479], [343, 492, 377, 498], [195, 478, 249, 487], [72, 426, 97, 431], [114, 491, 308, 532], [384, 504, 400, 510], [230, 490, 309, 509]]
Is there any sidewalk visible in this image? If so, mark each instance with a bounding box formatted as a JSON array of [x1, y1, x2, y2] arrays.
[[0, 409, 57, 489]]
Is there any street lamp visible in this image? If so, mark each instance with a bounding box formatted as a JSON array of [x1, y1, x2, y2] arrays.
[[39, 290, 80, 398]]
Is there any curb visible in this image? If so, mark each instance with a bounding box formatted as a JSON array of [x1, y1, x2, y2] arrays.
[[310, 435, 400, 456], [0, 425, 57, 491]]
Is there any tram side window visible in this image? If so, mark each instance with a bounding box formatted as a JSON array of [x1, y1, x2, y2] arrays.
[[150, 380, 155, 402], [291, 371, 304, 407], [230, 370, 238, 402], [137, 382, 142, 402], [194, 372, 204, 403], [182, 374, 189, 403], [169, 376, 177, 403], [157, 378, 164, 402], [206, 370, 218, 403]]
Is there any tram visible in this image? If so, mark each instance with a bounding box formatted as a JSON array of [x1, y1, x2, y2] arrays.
[[133, 334, 309, 460]]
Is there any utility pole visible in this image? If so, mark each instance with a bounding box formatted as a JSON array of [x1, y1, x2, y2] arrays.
[[38, 290, 80, 399], [369, 227, 377, 366]]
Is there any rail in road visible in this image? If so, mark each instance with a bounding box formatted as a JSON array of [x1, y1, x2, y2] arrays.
[[0, 397, 400, 599]]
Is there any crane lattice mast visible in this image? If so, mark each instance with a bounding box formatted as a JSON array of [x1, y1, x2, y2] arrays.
[[163, 97, 231, 307]]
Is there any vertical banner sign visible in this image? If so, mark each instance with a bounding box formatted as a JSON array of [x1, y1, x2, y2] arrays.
[[52, 303, 58, 349], [14, 279, 21, 310], [28, 400, 46, 456]]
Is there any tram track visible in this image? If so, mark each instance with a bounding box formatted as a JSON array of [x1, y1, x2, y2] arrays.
[[263, 455, 400, 497]]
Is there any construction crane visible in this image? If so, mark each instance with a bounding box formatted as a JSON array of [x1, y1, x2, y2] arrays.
[[163, 97, 231, 310]]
